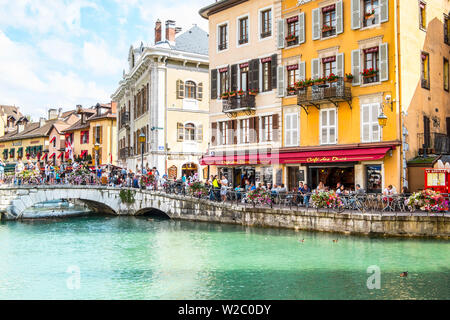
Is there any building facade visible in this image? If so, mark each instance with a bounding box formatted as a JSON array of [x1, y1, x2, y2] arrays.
[[199, 0, 284, 187], [112, 20, 210, 179], [63, 103, 117, 166]]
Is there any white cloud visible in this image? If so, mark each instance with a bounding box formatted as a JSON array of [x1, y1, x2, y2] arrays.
[[38, 38, 77, 65], [82, 41, 124, 76]]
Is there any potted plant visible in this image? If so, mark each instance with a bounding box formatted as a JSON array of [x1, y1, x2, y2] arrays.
[[314, 77, 326, 85], [248, 89, 259, 96], [345, 73, 354, 83], [285, 34, 298, 43], [365, 9, 375, 19], [221, 91, 230, 99], [361, 68, 378, 78], [287, 86, 296, 95], [229, 90, 237, 97], [237, 89, 245, 96], [322, 25, 333, 32], [327, 73, 338, 83], [304, 79, 313, 87]]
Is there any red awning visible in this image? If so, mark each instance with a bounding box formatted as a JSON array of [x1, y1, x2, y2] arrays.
[[49, 153, 55, 159], [50, 136, 56, 143], [57, 152, 63, 159], [41, 153, 47, 160], [200, 147, 392, 166]]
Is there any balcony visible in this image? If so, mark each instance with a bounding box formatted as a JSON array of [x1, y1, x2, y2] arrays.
[[119, 147, 131, 159], [296, 77, 352, 113], [418, 133, 450, 155], [222, 92, 256, 116], [120, 112, 130, 128]]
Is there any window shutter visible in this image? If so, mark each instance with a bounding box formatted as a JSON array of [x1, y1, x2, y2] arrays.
[[277, 65, 285, 97], [273, 114, 279, 142], [361, 104, 370, 142], [250, 59, 260, 91], [285, 114, 291, 146], [177, 123, 184, 141], [444, 17, 448, 44], [277, 19, 285, 49], [211, 69, 218, 99], [336, 53, 344, 77], [336, 0, 343, 34], [232, 120, 238, 144], [380, 0, 389, 23], [372, 103, 381, 141], [255, 117, 260, 143], [211, 122, 217, 146], [271, 54, 278, 89], [351, 49, 361, 85], [249, 117, 255, 143], [379, 43, 389, 82], [351, 0, 361, 30], [98, 126, 103, 144], [231, 64, 238, 91], [227, 120, 233, 145], [311, 58, 320, 79], [196, 124, 203, 142], [197, 82, 203, 101], [292, 113, 299, 146], [176, 80, 184, 99], [299, 13, 305, 44], [320, 110, 325, 144], [312, 8, 321, 40], [299, 61, 306, 81]]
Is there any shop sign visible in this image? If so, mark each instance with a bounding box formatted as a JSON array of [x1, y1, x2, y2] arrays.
[[306, 156, 349, 163], [12, 141, 22, 146], [30, 140, 40, 144]]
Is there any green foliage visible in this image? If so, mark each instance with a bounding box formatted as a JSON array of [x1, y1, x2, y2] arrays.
[[119, 189, 135, 204]]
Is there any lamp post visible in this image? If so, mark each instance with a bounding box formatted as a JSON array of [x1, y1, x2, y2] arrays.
[[139, 132, 146, 172], [94, 143, 100, 166], [377, 111, 388, 128]]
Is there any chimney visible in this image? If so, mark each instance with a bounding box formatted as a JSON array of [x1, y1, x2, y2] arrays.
[[155, 19, 162, 44], [165, 20, 176, 43], [39, 117, 46, 127], [111, 101, 117, 114], [48, 108, 58, 120], [58, 108, 62, 119], [18, 123, 24, 133]]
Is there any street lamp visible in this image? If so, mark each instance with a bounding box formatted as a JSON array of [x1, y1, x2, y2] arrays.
[[94, 143, 100, 166], [139, 132, 146, 172], [377, 111, 388, 128]]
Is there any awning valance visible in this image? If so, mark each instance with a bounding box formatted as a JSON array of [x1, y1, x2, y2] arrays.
[[50, 136, 56, 143], [200, 147, 392, 166]]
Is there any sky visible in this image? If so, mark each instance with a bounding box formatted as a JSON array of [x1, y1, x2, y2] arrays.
[[0, 0, 211, 121]]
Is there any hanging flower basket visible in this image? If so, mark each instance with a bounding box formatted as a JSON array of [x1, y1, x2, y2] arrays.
[[345, 73, 354, 82]]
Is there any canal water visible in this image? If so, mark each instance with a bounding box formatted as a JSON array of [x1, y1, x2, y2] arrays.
[[0, 215, 448, 300]]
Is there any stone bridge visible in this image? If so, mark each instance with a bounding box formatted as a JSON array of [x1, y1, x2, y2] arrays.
[[0, 186, 448, 238], [0, 186, 202, 220]]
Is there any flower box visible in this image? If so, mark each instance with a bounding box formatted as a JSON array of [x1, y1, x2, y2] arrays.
[[322, 25, 333, 32], [365, 14, 374, 20], [248, 90, 258, 96]]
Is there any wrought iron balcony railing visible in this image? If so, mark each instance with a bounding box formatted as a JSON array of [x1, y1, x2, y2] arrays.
[[119, 147, 131, 159], [120, 112, 130, 127], [222, 92, 256, 114], [297, 77, 352, 111], [418, 133, 450, 155]]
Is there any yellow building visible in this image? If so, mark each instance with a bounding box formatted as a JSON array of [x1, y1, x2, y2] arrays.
[[112, 20, 210, 179], [63, 103, 117, 166], [275, 0, 449, 192]]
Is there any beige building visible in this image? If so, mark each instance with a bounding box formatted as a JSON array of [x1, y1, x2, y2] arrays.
[[112, 20, 210, 179], [199, 0, 283, 187], [0, 105, 23, 138]]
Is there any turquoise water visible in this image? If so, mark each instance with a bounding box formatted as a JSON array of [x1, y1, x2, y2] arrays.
[[0, 216, 448, 300]]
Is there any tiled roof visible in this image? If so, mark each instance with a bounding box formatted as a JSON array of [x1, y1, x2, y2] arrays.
[[154, 25, 209, 56], [0, 105, 22, 119], [0, 119, 69, 142]]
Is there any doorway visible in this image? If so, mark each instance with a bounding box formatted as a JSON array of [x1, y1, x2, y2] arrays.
[[287, 167, 301, 191], [233, 167, 255, 187], [182, 162, 198, 178], [309, 164, 355, 190]]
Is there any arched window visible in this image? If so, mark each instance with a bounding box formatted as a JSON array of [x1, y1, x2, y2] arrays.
[[184, 123, 195, 141], [185, 81, 196, 99]]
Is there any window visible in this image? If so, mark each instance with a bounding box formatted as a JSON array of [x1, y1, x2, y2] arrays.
[[52, 138, 56, 148], [219, 69, 229, 96], [80, 130, 89, 144], [444, 58, 449, 92], [184, 123, 195, 141], [94, 126, 102, 144], [261, 9, 272, 38], [421, 51, 430, 89], [320, 109, 337, 145], [361, 103, 381, 142], [363, 0, 379, 27], [445, 15, 450, 45], [240, 64, 249, 91], [261, 115, 273, 142], [286, 16, 299, 47], [284, 113, 299, 147], [419, 1, 426, 30], [262, 60, 272, 92], [177, 123, 184, 141], [286, 64, 298, 95], [185, 81, 196, 99], [240, 119, 249, 143], [322, 56, 336, 78], [219, 121, 228, 145], [239, 17, 249, 45], [218, 24, 228, 51], [363, 47, 379, 84], [322, 4, 336, 37]]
